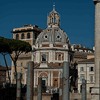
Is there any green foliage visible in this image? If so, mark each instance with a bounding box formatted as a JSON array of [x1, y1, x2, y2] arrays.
[[0, 36, 32, 54], [8, 39, 32, 54], [0, 36, 32, 85], [0, 37, 11, 53]]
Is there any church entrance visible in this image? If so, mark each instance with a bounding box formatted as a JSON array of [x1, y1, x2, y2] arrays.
[[39, 72, 48, 92], [42, 79, 46, 87], [42, 78, 46, 92]]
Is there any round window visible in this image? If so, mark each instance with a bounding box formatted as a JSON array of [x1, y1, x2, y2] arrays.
[[44, 35, 48, 39], [57, 35, 60, 39]]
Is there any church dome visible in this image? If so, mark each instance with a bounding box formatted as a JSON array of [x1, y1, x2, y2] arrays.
[[36, 27, 70, 45], [35, 5, 70, 46]]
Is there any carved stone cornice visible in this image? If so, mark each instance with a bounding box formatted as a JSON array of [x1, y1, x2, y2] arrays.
[[93, 0, 100, 5]]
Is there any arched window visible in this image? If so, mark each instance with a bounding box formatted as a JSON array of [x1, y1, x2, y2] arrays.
[[21, 62, 23, 66], [16, 34, 19, 40], [58, 54, 61, 60], [21, 33, 25, 39], [52, 18, 53, 23], [54, 17, 56, 23], [27, 33, 30, 39]]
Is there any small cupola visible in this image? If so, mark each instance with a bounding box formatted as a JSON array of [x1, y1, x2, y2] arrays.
[[47, 4, 60, 28]]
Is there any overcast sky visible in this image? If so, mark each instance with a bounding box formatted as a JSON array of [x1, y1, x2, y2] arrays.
[[0, 0, 95, 66]]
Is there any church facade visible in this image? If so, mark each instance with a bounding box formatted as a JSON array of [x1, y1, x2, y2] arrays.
[[11, 6, 72, 92], [33, 6, 72, 90]]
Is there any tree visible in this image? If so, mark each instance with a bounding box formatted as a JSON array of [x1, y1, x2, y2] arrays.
[[8, 39, 32, 84], [0, 37, 11, 84], [0, 37, 32, 85]]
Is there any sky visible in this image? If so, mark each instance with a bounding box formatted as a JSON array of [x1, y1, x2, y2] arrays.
[[0, 0, 95, 66]]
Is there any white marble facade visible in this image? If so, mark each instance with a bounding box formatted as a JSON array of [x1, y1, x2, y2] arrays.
[[33, 6, 71, 90]]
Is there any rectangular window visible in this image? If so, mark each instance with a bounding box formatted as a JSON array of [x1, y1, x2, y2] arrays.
[[55, 52, 64, 61], [21, 62, 23, 66], [42, 54, 46, 62], [80, 74, 85, 81], [90, 75, 93, 83], [80, 67, 84, 72], [89, 87, 93, 93], [89, 67, 94, 72]]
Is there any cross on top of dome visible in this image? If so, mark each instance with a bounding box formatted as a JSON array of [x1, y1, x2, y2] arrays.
[[53, 3, 55, 11]]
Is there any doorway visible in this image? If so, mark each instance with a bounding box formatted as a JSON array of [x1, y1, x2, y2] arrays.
[[42, 78, 46, 92]]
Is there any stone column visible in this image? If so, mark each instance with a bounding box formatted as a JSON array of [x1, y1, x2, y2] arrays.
[[48, 71, 50, 86], [49, 50, 52, 62], [34, 71, 36, 87], [58, 71, 60, 87], [91, 1, 100, 100], [37, 77, 42, 100], [81, 79, 87, 100], [51, 71, 53, 86], [53, 51, 55, 63], [59, 70, 63, 100], [26, 61, 34, 100], [62, 61, 70, 100], [24, 70, 27, 84], [16, 72, 22, 100], [36, 71, 38, 86]]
